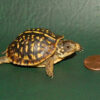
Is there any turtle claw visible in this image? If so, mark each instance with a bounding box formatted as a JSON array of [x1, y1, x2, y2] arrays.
[[46, 71, 54, 78]]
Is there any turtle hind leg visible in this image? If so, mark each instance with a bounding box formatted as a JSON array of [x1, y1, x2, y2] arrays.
[[0, 56, 10, 64]]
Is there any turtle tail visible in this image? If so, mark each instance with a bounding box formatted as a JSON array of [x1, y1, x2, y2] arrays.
[[0, 56, 10, 64], [1, 50, 7, 55]]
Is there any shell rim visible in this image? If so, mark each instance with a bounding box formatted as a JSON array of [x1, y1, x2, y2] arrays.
[[6, 33, 64, 66]]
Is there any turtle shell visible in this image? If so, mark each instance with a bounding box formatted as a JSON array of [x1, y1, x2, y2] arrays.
[[6, 28, 64, 66]]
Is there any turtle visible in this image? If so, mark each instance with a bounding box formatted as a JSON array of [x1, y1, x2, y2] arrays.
[[0, 28, 82, 78]]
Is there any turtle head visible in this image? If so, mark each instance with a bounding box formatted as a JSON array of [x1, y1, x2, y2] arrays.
[[56, 40, 82, 58]]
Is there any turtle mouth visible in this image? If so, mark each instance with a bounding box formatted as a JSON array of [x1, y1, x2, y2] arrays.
[[75, 43, 82, 52]]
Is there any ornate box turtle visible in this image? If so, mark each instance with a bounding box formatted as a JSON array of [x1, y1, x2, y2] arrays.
[[0, 28, 82, 77]]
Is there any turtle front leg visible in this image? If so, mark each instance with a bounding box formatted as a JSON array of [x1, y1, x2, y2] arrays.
[[0, 56, 10, 64], [45, 57, 54, 78]]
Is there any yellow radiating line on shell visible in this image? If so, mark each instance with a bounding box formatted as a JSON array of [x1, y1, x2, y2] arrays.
[[23, 55, 29, 60], [31, 35, 34, 39], [23, 35, 25, 40], [37, 47, 41, 51], [46, 29, 49, 33], [17, 43, 20, 48], [40, 37, 44, 41], [31, 43, 34, 52], [15, 53, 18, 57], [30, 54, 36, 60], [20, 47, 23, 53], [36, 28, 40, 31], [37, 43, 40, 46], [21, 41, 24, 45], [33, 31, 43, 34], [24, 31, 32, 33], [11, 44, 15, 47], [19, 38, 22, 42], [37, 53, 42, 58], [26, 41, 28, 44], [46, 40, 51, 44], [25, 45, 28, 53], [19, 55, 21, 58], [19, 33, 23, 36], [36, 36, 40, 40], [44, 34, 56, 40]]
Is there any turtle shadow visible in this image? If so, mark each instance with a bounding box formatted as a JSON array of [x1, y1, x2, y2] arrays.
[[57, 53, 77, 64], [11, 63, 38, 69], [63, 53, 76, 61]]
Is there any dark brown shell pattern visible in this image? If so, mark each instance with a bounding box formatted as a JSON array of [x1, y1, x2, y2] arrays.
[[6, 28, 59, 66]]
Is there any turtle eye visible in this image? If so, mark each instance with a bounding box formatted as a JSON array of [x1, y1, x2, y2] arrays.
[[64, 43, 73, 52], [66, 45, 70, 49], [66, 44, 71, 49]]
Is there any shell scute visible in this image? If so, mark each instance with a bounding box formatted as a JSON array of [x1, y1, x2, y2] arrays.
[[7, 28, 63, 66]]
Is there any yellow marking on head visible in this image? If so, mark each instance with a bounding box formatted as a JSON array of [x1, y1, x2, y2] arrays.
[[20, 47, 23, 53], [33, 31, 43, 34], [31, 43, 34, 52], [30, 54, 36, 60], [23, 55, 29, 60], [37, 53, 42, 58], [24, 31, 32, 33], [44, 34, 56, 40], [36, 36, 40, 40], [17, 43, 20, 48], [25, 45, 28, 52]]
